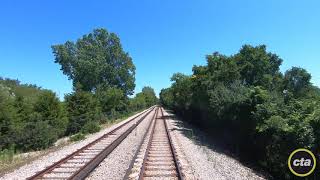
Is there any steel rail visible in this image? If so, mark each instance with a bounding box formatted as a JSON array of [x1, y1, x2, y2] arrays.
[[123, 107, 159, 180], [138, 108, 158, 180], [128, 106, 184, 180], [28, 106, 155, 180], [161, 107, 184, 180]]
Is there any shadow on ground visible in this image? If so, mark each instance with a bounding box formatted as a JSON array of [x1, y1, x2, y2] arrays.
[[163, 110, 272, 179]]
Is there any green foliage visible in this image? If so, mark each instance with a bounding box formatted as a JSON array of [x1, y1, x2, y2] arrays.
[[170, 73, 192, 115], [309, 104, 320, 148], [14, 95, 32, 124], [141, 86, 158, 107], [96, 86, 127, 118], [0, 78, 68, 152], [129, 95, 147, 111], [65, 89, 101, 135], [0, 146, 15, 163], [0, 89, 17, 150], [0, 28, 157, 158], [284, 67, 312, 97], [159, 88, 174, 109], [206, 52, 240, 84], [70, 133, 86, 142], [0, 77, 43, 103], [160, 44, 320, 179], [234, 45, 283, 89], [127, 86, 157, 114], [19, 117, 58, 150], [81, 121, 101, 134], [34, 90, 68, 137], [52, 28, 136, 95]]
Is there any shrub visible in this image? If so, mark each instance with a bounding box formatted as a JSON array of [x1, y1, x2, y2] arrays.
[[19, 117, 58, 151], [33, 90, 68, 137], [160, 45, 320, 179], [65, 89, 101, 135], [70, 133, 86, 142], [0, 146, 15, 163], [81, 121, 101, 134]]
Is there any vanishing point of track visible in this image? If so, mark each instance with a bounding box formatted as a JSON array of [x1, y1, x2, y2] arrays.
[[28, 107, 156, 180], [125, 107, 184, 180]]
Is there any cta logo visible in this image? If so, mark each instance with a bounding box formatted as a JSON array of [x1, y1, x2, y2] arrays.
[[288, 148, 316, 177]]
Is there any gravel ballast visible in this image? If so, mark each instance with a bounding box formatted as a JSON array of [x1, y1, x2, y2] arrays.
[[0, 108, 151, 180], [162, 109, 267, 180], [1, 107, 268, 180], [86, 108, 155, 180]]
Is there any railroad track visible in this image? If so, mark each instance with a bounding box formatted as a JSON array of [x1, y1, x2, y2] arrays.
[[125, 107, 184, 180], [28, 106, 156, 180]]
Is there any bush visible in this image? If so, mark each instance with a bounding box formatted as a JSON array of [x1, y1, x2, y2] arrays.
[[70, 133, 86, 142], [0, 81, 66, 152], [0, 146, 15, 163], [65, 89, 101, 135], [81, 121, 101, 134], [0, 91, 17, 150], [19, 117, 58, 151], [33, 90, 68, 137], [160, 45, 320, 179], [96, 87, 126, 115]]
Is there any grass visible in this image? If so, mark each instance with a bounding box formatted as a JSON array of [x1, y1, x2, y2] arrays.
[[0, 148, 16, 169], [0, 149, 21, 175], [70, 133, 86, 142]]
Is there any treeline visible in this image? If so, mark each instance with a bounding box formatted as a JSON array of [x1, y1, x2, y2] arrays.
[[160, 45, 320, 179], [0, 28, 157, 153]]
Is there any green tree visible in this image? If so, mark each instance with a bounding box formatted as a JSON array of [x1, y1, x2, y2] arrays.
[[206, 52, 240, 84], [129, 94, 147, 112], [129, 86, 157, 112], [0, 87, 17, 150], [234, 45, 283, 89], [20, 114, 58, 150], [65, 89, 101, 135], [141, 86, 157, 107], [284, 67, 311, 97], [13, 95, 32, 124], [0, 78, 43, 103], [52, 28, 136, 95], [95, 86, 126, 116], [159, 88, 174, 109], [170, 73, 192, 115], [161, 44, 320, 179], [33, 90, 68, 137]]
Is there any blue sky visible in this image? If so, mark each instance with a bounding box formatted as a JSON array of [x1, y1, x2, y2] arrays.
[[0, 0, 319, 99]]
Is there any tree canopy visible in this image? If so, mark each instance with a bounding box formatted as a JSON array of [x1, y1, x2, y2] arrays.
[[0, 28, 157, 155], [52, 28, 136, 95], [160, 44, 320, 179]]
